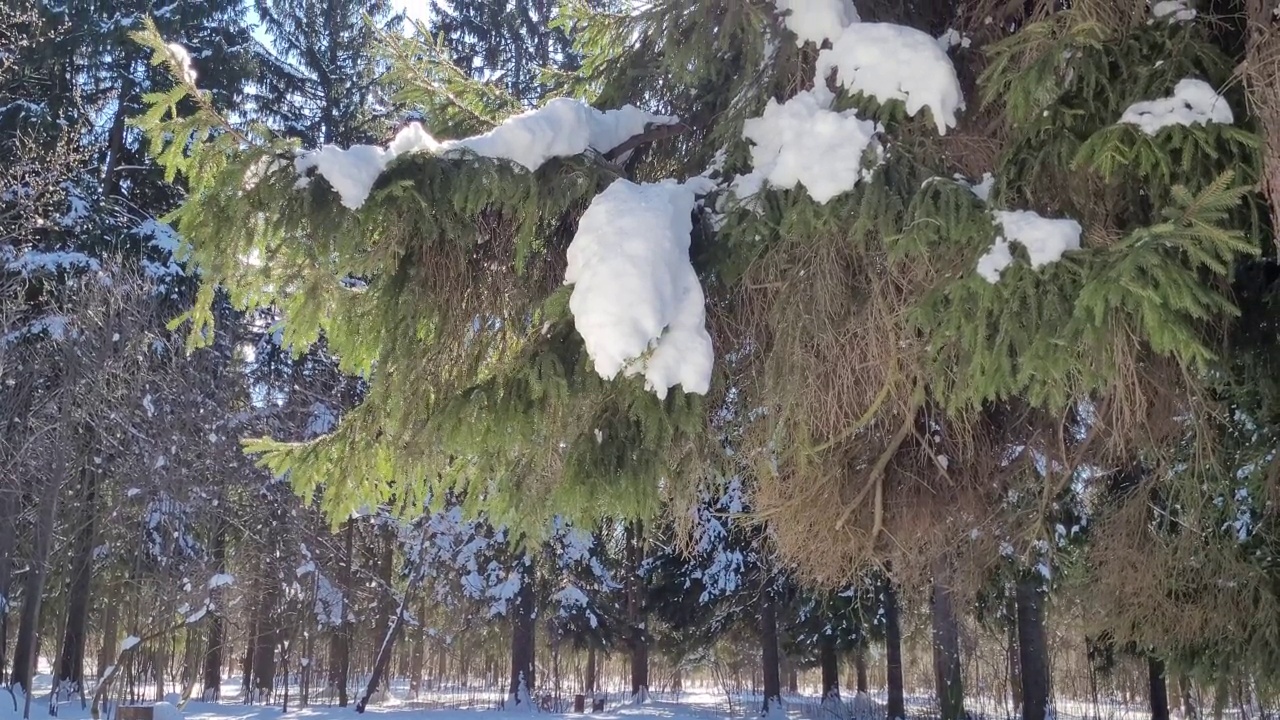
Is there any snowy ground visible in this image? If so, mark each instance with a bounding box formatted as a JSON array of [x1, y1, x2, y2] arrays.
[[0, 673, 1164, 720]]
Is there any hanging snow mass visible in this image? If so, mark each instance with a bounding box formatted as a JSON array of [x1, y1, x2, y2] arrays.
[[564, 179, 715, 400]]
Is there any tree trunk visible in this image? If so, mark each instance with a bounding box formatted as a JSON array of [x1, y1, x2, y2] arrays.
[[1007, 594, 1023, 713], [98, 597, 118, 679], [508, 555, 537, 707], [1149, 657, 1171, 720], [57, 464, 99, 692], [204, 523, 228, 700], [585, 645, 597, 696], [102, 73, 137, 199], [11, 474, 61, 692], [854, 643, 869, 694], [759, 587, 782, 716], [931, 570, 964, 720], [1015, 577, 1050, 720], [333, 518, 354, 707], [356, 588, 412, 713], [373, 523, 395, 655], [626, 522, 649, 701], [182, 625, 201, 691], [0, 478, 16, 683], [250, 585, 277, 702], [819, 633, 840, 703], [409, 597, 426, 696], [883, 576, 906, 720]]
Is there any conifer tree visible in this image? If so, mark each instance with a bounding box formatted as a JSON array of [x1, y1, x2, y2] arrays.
[[128, 0, 1280, 689], [426, 0, 583, 107], [252, 0, 400, 145]]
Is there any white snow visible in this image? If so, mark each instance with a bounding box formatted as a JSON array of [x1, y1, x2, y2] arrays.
[[815, 23, 965, 135], [6, 250, 101, 277], [977, 211, 1082, 283], [121, 635, 141, 651], [773, 0, 859, 46], [151, 701, 182, 720], [445, 99, 677, 171], [295, 99, 677, 210], [1, 315, 71, 346], [166, 42, 197, 84], [564, 179, 714, 400], [1151, 0, 1196, 21], [1119, 79, 1232, 135], [294, 144, 391, 210], [736, 89, 883, 204], [936, 28, 972, 51], [207, 573, 235, 589]]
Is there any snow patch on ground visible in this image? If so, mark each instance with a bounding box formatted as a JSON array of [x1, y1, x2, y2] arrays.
[[564, 179, 714, 400], [1119, 79, 1232, 135], [816, 23, 964, 135], [735, 89, 883, 204]]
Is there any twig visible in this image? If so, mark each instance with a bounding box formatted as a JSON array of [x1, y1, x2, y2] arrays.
[[835, 386, 922, 538]]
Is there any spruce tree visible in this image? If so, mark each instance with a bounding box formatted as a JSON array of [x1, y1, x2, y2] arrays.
[[426, 0, 583, 107], [252, 0, 400, 146], [129, 0, 1280, 686]]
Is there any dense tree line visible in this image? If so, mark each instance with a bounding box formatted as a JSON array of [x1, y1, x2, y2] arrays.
[[8, 1, 1280, 720]]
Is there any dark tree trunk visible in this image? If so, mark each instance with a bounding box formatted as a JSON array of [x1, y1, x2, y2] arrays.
[[626, 522, 649, 700], [250, 584, 278, 701], [11, 473, 61, 692], [1016, 577, 1050, 720], [0, 479, 16, 682], [931, 571, 964, 720], [98, 597, 118, 678], [1149, 657, 1171, 720], [585, 645, 597, 695], [883, 576, 906, 720], [1007, 595, 1023, 712], [409, 597, 426, 696], [102, 73, 137, 199], [357, 590, 411, 713], [819, 633, 840, 703], [182, 625, 201, 691], [57, 465, 98, 691], [759, 587, 782, 716], [332, 518, 354, 707], [854, 643, 869, 694], [508, 555, 537, 707], [204, 523, 228, 700], [373, 523, 395, 652]]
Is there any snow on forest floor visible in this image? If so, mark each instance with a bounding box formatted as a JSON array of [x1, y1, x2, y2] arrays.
[[0, 675, 1166, 720]]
